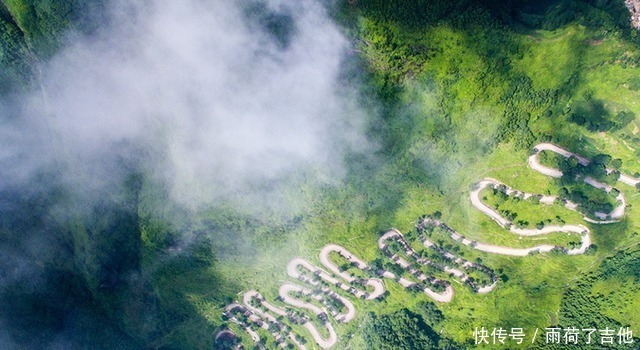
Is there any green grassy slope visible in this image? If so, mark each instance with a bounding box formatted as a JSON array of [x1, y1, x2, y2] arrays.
[[204, 1, 640, 348], [101, 1, 640, 347], [3, 0, 640, 349]]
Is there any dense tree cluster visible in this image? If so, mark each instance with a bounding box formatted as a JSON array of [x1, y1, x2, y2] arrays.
[[498, 76, 556, 150], [536, 151, 622, 218], [559, 186, 615, 215], [359, 308, 463, 350], [569, 100, 636, 132], [352, 0, 459, 28], [536, 249, 640, 349]]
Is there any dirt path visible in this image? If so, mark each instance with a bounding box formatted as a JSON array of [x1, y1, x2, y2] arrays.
[[460, 141, 639, 256], [531, 142, 639, 187], [468, 178, 591, 255], [319, 244, 385, 299], [529, 142, 637, 219], [278, 283, 339, 349], [438, 218, 591, 256], [219, 142, 635, 348], [378, 230, 454, 302]]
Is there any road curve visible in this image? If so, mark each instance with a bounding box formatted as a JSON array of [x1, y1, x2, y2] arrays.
[[319, 244, 386, 299], [529, 142, 637, 221], [378, 230, 453, 302], [278, 283, 339, 349], [468, 178, 590, 254], [279, 282, 356, 323], [218, 142, 634, 348]]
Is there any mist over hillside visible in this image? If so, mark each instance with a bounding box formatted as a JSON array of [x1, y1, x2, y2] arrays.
[[4, 0, 368, 215], [0, 0, 370, 347], [2, 0, 640, 348]]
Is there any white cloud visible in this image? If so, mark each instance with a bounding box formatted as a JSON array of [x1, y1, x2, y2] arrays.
[[21, 0, 368, 211]]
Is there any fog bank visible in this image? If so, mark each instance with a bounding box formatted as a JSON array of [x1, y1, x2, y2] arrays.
[[5, 0, 367, 215]]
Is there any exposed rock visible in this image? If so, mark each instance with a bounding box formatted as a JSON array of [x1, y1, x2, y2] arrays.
[[626, 0, 640, 29]]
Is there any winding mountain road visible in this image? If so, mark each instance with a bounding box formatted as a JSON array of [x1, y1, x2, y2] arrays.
[[469, 178, 590, 255], [219, 142, 636, 349]]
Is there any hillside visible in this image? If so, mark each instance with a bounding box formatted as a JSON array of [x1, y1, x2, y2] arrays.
[[1, 0, 640, 349]]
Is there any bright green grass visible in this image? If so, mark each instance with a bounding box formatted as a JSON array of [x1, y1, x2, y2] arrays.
[[481, 187, 584, 229], [204, 140, 639, 348], [537, 150, 564, 169], [591, 275, 640, 327], [521, 24, 640, 176], [515, 26, 588, 91], [183, 17, 640, 349]]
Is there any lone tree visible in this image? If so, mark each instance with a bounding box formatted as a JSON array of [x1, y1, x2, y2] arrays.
[[592, 154, 612, 166], [610, 158, 623, 170]]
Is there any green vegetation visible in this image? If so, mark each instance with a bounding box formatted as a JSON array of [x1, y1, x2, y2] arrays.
[[525, 149, 623, 218], [558, 182, 618, 218], [557, 152, 621, 184], [2, 0, 640, 349], [357, 308, 461, 350], [569, 98, 636, 132], [330, 251, 369, 279], [0, 7, 33, 94], [481, 187, 583, 229], [538, 150, 565, 168], [0, 0, 103, 93], [561, 247, 640, 327], [1, 0, 101, 56], [527, 247, 640, 349]]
